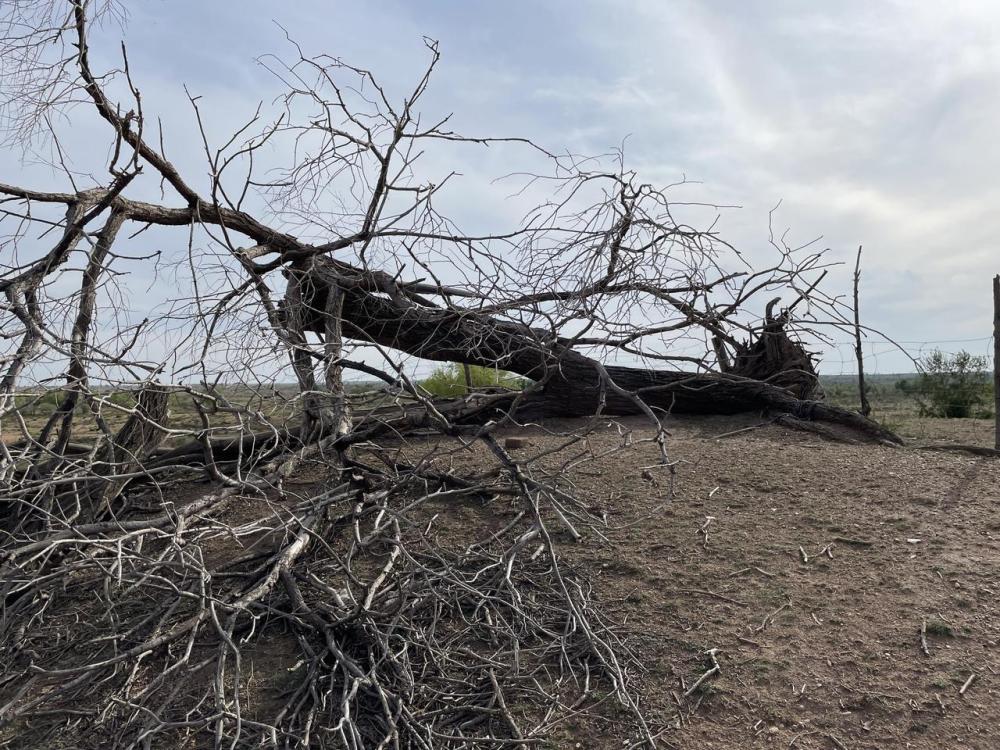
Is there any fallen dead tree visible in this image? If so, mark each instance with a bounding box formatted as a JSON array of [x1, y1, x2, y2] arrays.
[[288, 257, 899, 443], [0, 2, 896, 747]]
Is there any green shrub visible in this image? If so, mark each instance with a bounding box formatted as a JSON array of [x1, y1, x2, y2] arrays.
[[419, 363, 525, 398], [897, 350, 991, 418], [13, 390, 63, 417]]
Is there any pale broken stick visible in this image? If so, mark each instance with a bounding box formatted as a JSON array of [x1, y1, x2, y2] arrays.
[[960, 673, 977, 696], [698, 516, 715, 547], [755, 601, 792, 633], [684, 648, 721, 698]]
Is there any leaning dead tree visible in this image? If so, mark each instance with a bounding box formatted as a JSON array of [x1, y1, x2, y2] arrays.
[[0, 2, 898, 748]]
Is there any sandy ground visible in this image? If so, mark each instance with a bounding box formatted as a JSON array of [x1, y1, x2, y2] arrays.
[[481, 413, 1000, 749], [5, 412, 999, 748]]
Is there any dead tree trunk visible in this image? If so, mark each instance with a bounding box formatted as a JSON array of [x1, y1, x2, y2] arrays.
[[288, 260, 900, 444], [85, 384, 171, 509], [718, 298, 823, 401], [853, 247, 872, 417]]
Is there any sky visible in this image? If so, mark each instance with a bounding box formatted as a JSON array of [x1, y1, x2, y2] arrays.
[[6, 0, 1000, 377]]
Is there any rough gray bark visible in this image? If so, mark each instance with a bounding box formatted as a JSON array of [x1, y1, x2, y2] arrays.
[[288, 259, 902, 444]]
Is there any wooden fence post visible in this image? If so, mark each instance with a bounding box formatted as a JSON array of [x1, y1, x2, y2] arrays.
[[853, 246, 871, 417], [993, 275, 1000, 449]]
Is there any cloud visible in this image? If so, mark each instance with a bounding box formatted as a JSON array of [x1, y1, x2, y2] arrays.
[[6, 0, 1000, 377]]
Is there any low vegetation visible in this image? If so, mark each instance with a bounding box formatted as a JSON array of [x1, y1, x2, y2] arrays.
[[823, 350, 994, 421], [419, 363, 525, 397], [899, 350, 992, 419]]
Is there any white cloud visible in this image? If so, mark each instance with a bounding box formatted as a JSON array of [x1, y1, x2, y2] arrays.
[[6, 0, 1000, 377]]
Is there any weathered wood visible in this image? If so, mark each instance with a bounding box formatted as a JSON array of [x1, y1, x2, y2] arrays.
[[994, 275, 1000, 450], [854, 246, 871, 417], [288, 258, 902, 444], [720, 297, 822, 401], [82, 384, 171, 513]]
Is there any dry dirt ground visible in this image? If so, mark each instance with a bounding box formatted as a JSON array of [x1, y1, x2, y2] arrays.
[[7, 413, 1000, 749], [453, 413, 1000, 749]]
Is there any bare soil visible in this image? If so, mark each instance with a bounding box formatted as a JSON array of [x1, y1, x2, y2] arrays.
[[482, 413, 1000, 749], [7, 413, 1000, 749]]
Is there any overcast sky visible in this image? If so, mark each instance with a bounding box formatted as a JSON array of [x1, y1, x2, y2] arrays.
[[8, 0, 1000, 376]]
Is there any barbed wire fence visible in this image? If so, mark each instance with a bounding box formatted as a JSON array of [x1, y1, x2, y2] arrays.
[[823, 335, 994, 378], [816, 332, 998, 447]]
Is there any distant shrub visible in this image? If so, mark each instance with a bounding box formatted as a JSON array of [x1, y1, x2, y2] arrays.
[[897, 350, 991, 418], [12, 390, 63, 417], [420, 363, 525, 398], [11, 389, 140, 419]]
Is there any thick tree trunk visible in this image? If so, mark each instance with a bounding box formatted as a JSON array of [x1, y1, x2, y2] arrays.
[[288, 260, 901, 444]]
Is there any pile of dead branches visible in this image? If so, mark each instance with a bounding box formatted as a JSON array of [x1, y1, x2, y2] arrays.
[[3, 427, 653, 747]]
